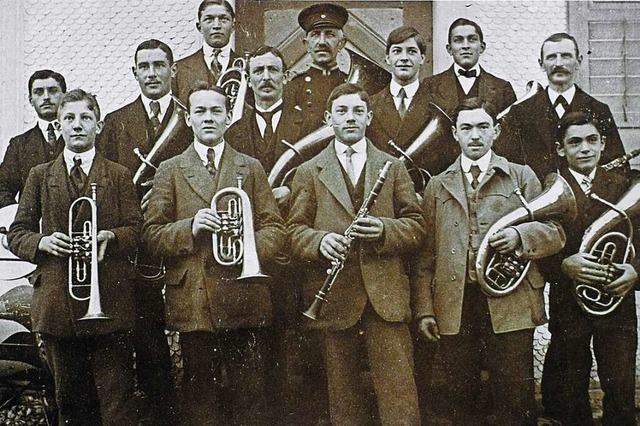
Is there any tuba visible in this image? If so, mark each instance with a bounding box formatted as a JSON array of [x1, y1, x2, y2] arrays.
[[574, 180, 640, 316], [68, 183, 109, 320], [476, 173, 577, 297], [211, 176, 268, 280], [217, 55, 249, 126]]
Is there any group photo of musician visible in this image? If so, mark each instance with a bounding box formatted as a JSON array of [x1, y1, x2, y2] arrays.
[[0, 1, 639, 425]]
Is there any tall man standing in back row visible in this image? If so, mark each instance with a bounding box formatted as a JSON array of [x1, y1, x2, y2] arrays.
[[496, 32, 629, 180]]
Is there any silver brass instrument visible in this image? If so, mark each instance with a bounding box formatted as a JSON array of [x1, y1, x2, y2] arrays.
[[211, 176, 268, 280], [602, 148, 640, 171], [68, 183, 109, 320], [574, 180, 640, 316], [217, 56, 249, 126], [476, 173, 577, 297], [496, 80, 543, 121], [303, 161, 392, 320]]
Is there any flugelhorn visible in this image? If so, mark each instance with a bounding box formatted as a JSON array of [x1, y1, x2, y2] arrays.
[[574, 180, 640, 316], [303, 161, 392, 320], [211, 176, 268, 280], [476, 173, 577, 297], [217, 55, 249, 126], [68, 183, 109, 320]]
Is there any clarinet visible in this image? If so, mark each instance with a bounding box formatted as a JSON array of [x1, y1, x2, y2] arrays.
[[303, 161, 393, 320], [602, 148, 640, 171]]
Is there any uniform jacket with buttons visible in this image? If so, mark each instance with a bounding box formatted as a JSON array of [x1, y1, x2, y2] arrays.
[[142, 143, 286, 331], [413, 153, 566, 334]]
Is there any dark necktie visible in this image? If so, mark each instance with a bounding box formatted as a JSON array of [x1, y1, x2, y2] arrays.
[[581, 175, 592, 194], [397, 88, 407, 119], [46, 123, 57, 145], [210, 49, 222, 75], [469, 164, 481, 189], [206, 148, 217, 177], [554, 95, 569, 118], [149, 101, 161, 137], [70, 156, 87, 196], [458, 68, 477, 78], [256, 106, 282, 147], [344, 146, 356, 185]]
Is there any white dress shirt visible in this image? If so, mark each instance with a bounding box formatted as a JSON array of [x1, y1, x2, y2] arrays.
[[460, 149, 492, 186], [38, 119, 59, 141], [568, 167, 596, 194], [390, 79, 419, 112], [194, 140, 224, 170], [547, 85, 576, 118], [141, 92, 172, 123], [203, 43, 231, 73], [334, 138, 367, 184], [454, 63, 481, 95], [255, 99, 283, 138], [64, 147, 95, 175]]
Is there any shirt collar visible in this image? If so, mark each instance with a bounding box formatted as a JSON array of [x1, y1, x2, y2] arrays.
[[309, 62, 340, 76], [63, 147, 95, 173], [547, 84, 576, 105], [37, 119, 58, 137], [194, 140, 225, 169], [255, 98, 283, 114], [141, 93, 172, 119], [334, 138, 367, 157], [454, 63, 481, 78], [568, 166, 596, 187], [203, 42, 231, 59], [460, 149, 492, 173], [390, 79, 420, 98]]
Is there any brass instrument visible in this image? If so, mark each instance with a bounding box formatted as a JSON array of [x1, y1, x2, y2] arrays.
[[496, 80, 543, 120], [476, 173, 577, 297], [217, 56, 249, 126], [574, 180, 640, 316], [303, 161, 392, 320], [211, 176, 268, 280], [602, 148, 640, 171], [0, 205, 37, 280], [68, 183, 109, 320]]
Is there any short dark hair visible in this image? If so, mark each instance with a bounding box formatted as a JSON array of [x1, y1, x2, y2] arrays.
[[540, 32, 580, 62], [325, 83, 370, 112], [134, 39, 174, 65], [386, 26, 426, 55], [451, 97, 497, 126], [557, 111, 601, 143], [249, 45, 287, 72], [186, 81, 231, 113], [59, 88, 101, 121], [448, 18, 484, 44], [198, 0, 235, 21], [28, 69, 67, 94]]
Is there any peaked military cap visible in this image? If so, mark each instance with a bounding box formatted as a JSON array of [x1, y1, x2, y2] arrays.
[[298, 3, 349, 32]]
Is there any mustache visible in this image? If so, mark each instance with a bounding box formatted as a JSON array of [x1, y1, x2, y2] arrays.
[[551, 65, 570, 74]]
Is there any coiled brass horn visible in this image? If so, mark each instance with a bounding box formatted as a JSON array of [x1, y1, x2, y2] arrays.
[[217, 56, 249, 126], [574, 180, 640, 316], [68, 183, 109, 320], [211, 176, 268, 280], [476, 173, 577, 297]]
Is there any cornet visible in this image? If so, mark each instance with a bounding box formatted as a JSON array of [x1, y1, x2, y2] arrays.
[[68, 183, 109, 320], [211, 176, 268, 280]]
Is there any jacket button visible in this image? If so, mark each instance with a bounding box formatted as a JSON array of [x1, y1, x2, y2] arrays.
[[451, 249, 456, 254], [451, 275, 456, 281], [454, 221, 459, 227], [305, 89, 312, 95]]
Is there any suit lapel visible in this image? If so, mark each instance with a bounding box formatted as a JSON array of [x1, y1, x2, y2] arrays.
[[363, 141, 387, 198], [317, 144, 355, 215], [435, 67, 460, 112], [440, 158, 469, 216], [215, 144, 250, 192], [124, 97, 152, 151], [397, 83, 431, 142], [180, 144, 217, 204]]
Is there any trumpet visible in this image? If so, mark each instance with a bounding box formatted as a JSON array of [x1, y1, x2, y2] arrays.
[[68, 183, 109, 320], [574, 180, 640, 316], [303, 161, 392, 320], [217, 55, 249, 126], [211, 176, 268, 280], [476, 173, 577, 297]]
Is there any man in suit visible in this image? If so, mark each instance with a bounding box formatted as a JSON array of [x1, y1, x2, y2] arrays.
[[540, 112, 638, 426], [368, 26, 455, 189], [98, 39, 189, 426], [143, 83, 286, 426], [496, 32, 629, 180], [8, 89, 141, 426], [288, 83, 425, 425], [414, 98, 565, 425], [0, 69, 66, 208], [425, 18, 516, 117], [173, 0, 240, 103]]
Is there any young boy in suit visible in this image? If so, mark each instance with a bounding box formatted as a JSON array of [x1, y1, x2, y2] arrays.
[[8, 89, 141, 426]]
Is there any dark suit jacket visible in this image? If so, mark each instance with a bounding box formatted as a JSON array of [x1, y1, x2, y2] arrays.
[[97, 96, 192, 190], [142, 143, 286, 331], [173, 49, 241, 103], [424, 65, 517, 116], [8, 154, 141, 337], [287, 141, 426, 330], [496, 87, 629, 180], [225, 101, 302, 175], [368, 82, 458, 177], [0, 125, 64, 208]]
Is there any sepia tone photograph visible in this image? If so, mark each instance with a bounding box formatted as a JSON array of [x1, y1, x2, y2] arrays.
[[0, 0, 639, 424]]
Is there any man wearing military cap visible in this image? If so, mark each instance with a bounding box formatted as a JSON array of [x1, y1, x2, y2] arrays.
[[285, 3, 350, 138]]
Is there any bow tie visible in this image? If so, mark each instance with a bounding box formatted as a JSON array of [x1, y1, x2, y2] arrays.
[[458, 68, 477, 78]]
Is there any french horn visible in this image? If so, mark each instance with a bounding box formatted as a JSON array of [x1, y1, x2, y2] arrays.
[[574, 180, 640, 316], [68, 183, 109, 320], [476, 173, 577, 297]]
